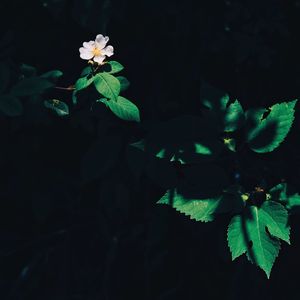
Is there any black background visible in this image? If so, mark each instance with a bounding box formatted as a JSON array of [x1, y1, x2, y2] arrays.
[[1, 0, 300, 299]]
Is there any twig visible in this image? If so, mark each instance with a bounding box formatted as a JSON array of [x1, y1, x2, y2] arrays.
[[54, 86, 75, 91]]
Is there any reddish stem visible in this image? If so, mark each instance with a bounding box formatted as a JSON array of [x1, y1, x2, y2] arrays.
[[54, 86, 75, 91]]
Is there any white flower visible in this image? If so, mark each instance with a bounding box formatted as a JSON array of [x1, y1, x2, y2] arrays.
[[79, 34, 114, 64]]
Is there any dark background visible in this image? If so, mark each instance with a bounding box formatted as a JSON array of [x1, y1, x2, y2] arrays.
[[1, 0, 300, 299]]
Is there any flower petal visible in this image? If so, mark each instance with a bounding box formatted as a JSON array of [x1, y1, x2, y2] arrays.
[[83, 41, 95, 50], [95, 34, 109, 49], [93, 55, 106, 64], [101, 45, 114, 57], [79, 48, 94, 60]]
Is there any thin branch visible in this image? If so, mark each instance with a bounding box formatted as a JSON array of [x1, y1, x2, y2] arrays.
[[54, 86, 75, 91]]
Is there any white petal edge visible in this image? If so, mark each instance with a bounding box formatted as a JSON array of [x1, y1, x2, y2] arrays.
[[93, 55, 106, 64], [101, 45, 114, 57], [95, 34, 109, 49], [79, 48, 94, 60], [79, 47, 90, 54], [83, 41, 95, 50]]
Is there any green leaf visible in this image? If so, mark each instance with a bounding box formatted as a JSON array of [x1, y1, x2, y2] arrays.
[[246, 100, 297, 153], [259, 201, 290, 244], [227, 201, 290, 278], [287, 194, 300, 211], [116, 76, 130, 91], [158, 183, 244, 221], [44, 99, 69, 117], [145, 115, 221, 164], [245, 108, 267, 126], [201, 82, 229, 111], [40, 70, 63, 82], [94, 72, 120, 101], [100, 96, 140, 122], [72, 91, 78, 105], [224, 138, 236, 152], [269, 183, 284, 197], [158, 188, 223, 222], [129, 139, 145, 151], [75, 76, 93, 91], [269, 183, 300, 212], [194, 142, 214, 155], [80, 66, 92, 77], [180, 140, 223, 163], [200, 83, 244, 132], [20, 64, 36, 77], [106, 61, 124, 74], [224, 100, 244, 132], [0, 94, 23, 116], [11, 77, 54, 96], [227, 215, 248, 260]]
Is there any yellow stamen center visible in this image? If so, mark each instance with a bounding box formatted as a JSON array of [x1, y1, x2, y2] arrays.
[[92, 47, 102, 56]]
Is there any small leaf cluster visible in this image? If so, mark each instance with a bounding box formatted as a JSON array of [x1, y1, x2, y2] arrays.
[[0, 59, 140, 122], [0, 62, 62, 117], [73, 61, 140, 122]]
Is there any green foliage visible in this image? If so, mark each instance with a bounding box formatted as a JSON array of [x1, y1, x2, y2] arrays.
[[11, 77, 54, 96], [73, 75, 93, 105], [224, 138, 236, 152], [80, 66, 93, 77], [144, 115, 221, 164], [1, 44, 298, 281], [246, 100, 297, 153], [72, 61, 139, 122], [200, 83, 245, 132], [158, 186, 245, 222], [150, 83, 298, 278], [269, 183, 300, 213], [227, 201, 290, 278], [3, 2, 300, 296], [20, 64, 37, 77], [224, 100, 244, 132], [0, 65, 60, 117], [201, 83, 230, 112], [106, 61, 124, 74], [100, 96, 140, 122], [75, 76, 93, 91], [40, 70, 63, 82], [158, 189, 223, 222], [44, 99, 69, 117], [117, 76, 130, 91], [93, 72, 120, 101]]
